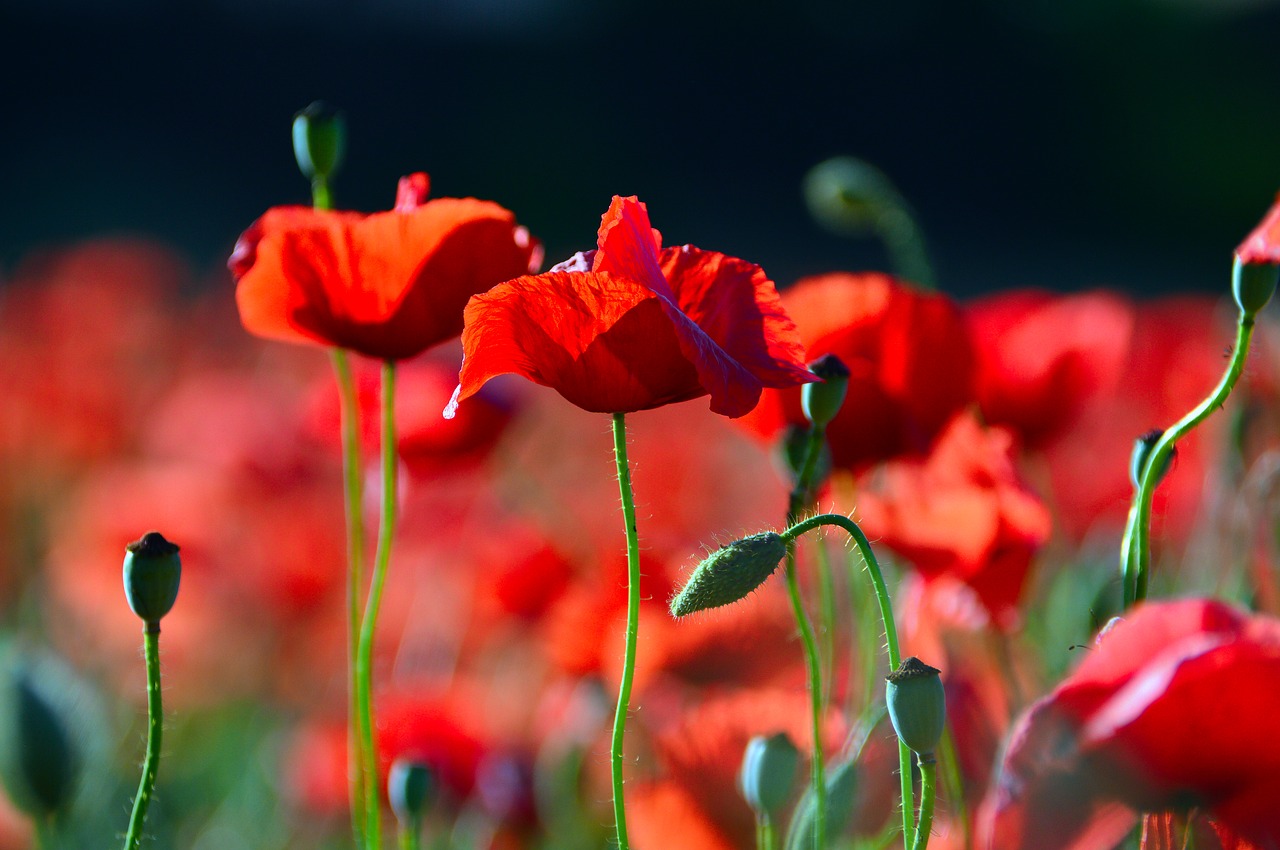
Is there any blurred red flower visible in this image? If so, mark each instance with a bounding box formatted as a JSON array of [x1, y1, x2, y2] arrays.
[[740, 272, 976, 471], [965, 289, 1133, 449], [1236, 191, 1280, 265], [229, 173, 541, 361], [856, 413, 1052, 626], [449, 195, 814, 418], [980, 599, 1280, 850]]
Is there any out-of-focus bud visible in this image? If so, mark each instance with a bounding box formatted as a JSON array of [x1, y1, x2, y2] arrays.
[[292, 101, 347, 183], [388, 758, 434, 825], [784, 757, 858, 850], [1232, 257, 1279, 318], [1129, 429, 1175, 489], [780, 424, 832, 489], [122, 532, 182, 626], [670, 532, 787, 618], [801, 354, 850, 428], [739, 732, 801, 818], [885, 657, 946, 757], [0, 657, 80, 819]]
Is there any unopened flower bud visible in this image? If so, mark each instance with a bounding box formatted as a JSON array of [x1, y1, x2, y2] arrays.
[[292, 101, 346, 183], [0, 660, 79, 818], [1129, 429, 1175, 489], [123, 532, 181, 626], [388, 758, 434, 824], [670, 532, 787, 618], [739, 732, 801, 817], [885, 657, 946, 757], [780, 424, 831, 489], [1232, 257, 1279, 318], [784, 757, 858, 850], [801, 354, 850, 427]]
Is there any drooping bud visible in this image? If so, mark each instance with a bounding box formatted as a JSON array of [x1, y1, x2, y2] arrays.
[[123, 532, 182, 626], [801, 354, 851, 427], [670, 532, 787, 618], [885, 657, 946, 757], [784, 757, 858, 850], [292, 101, 346, 183], [388, 758, 435, 825], [739, 732, 801, 818], [0, 658, 80, 819], [1232, 256, 1279, 318], [1129, 429, 1175, 489]]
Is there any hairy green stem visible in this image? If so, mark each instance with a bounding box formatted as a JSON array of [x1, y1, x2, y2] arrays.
[[610, 412, 641, 850], [814, 539, 838, 703], [356, 361, 398, 848], [782, 513, 913, 848], [1123, 315, 1255, 607], [910, 758, 937, 850], [122, 626, 163, 850]]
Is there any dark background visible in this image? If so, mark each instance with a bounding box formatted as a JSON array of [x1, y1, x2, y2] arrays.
[[3, 0, 1280, 296]]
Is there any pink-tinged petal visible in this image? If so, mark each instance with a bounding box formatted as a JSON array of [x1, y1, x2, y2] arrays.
[[592, 196, 676, 301], [1236, 192, 1280, 265]]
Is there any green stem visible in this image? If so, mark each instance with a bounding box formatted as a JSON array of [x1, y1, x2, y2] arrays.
[[122, 625, 163, 850], [312, 176, 333, 212], [398, 815, 421, 850], [938, 726, 970, 850], [356, 361, 398, 849], [782, 513, 913, 848], [1123, 315, 1255, 607], [610, 412, 641, 850], [331, 348, 368, 849], [814, 538, 837, 704], [1119, 501, 1140, 609], [34, 817, 55, 850], [762, 814, 778, 850], [910, 758, 937, 850]]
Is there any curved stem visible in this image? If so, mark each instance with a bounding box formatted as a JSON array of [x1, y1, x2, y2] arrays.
[[330, 348, 368, 848], [1123, 315, 1255, 607], [782, 513, 913, 848], [122, 625, 163, 850], [356, 361, 398, 849], [910, 758, 937, 850], [610, 412, 641, 850]]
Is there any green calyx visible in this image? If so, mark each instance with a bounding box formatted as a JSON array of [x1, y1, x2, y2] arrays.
[[670, 532, 787, 618], [801, 353, 851, 428], [739, 732, 801, 818], [388, 759, 434, 824], [292, 101, 347, 184], [1233, 257, 1279, 318], [123, 532, 182, 626], [885, 657, 946, 757], [1129, 429, 1174, 490]]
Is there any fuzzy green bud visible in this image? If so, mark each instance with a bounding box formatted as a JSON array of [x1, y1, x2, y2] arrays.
[[0, 660, 79, 818], [292, 101, 346, 183], [739, 732, 801, 817], [1129, 429, 1175, 489], [388, 758, 434, 824], [801, 354, 850, 427], [1233, 256, 1279, 318], [885, 657, 946, 757], [123, 532, 181, 626], [670, 532, 787, 618], [784, 757, 858, 850]]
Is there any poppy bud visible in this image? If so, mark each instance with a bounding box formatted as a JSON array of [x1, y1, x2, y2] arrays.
[[670, 532, 787, 618], [784, 757, 858, 850], [0, 659, 80, 818], [1232, 257, 1279, 318], [885, 657, 946, 757], [801, 354, 850, 427], [780, 424, 831, 489], [388, 758, 435, 824], [803, 156, 902, 237], [292, 101, 346, 183], [739, 732, 801, 818], [1129, 429, 1174, 489], [123, 532, 181, 626]]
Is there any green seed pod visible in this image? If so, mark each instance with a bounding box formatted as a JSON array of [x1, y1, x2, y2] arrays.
[[1233, 257, 1279, 318], [670, 532, 787, 618], [1129, 429, 1175, 489], [0, 659, 80, 818], [739, 732, 801, 818], [801, 354, 851, 428], [803, 156, 904, 238], [784, 757, 858, 850], [123, 532, 182, 625], [885, 657, 946, 757], [292, 101, 347, 183], [388, 758, 434, 824]]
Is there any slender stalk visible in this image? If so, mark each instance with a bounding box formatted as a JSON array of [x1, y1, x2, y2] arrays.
[[762, 814, 778, 850], [356, 361, 398, 849], [938, 727, 970, 850], [910, 758, 937, 850], [610, 412, 641, 850], [398, 816, 421, 850], [1123, 315, 1255, 607], [781, 513, 913, 848], [34, 817, 55, 850], [814, 539, 838, 703], [122, 625, 163, 850]]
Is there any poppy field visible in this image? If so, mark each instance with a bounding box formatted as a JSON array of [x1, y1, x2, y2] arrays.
[[3, 101, 1280, 850]]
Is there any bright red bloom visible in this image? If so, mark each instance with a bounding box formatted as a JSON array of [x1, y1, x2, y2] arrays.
[[448, 196, 814, 418], [1236, 192, 1280, 265], [229, 173, 541, 361], [980, 599, 1280, 850], [740, 272, 976, 471]]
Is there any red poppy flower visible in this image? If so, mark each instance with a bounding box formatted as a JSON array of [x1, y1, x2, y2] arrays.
[[229, 173, 541, 361], [738, 272, 976, 472], [1236, 192, 1280, 265], [980, 599, 1280, 850], [447, 195, 814, 418]]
